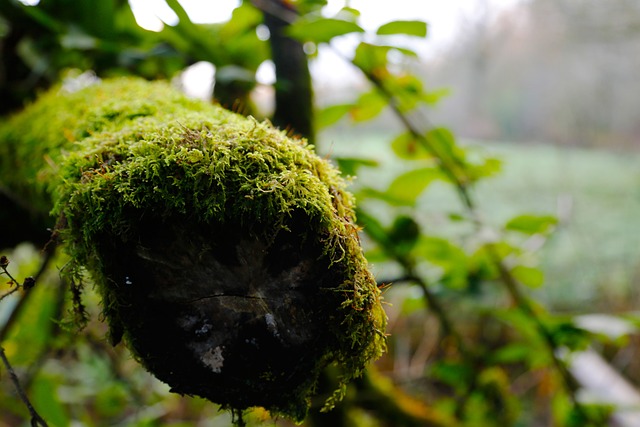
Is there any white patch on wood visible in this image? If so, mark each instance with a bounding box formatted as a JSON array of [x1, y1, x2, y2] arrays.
[[265, 313, 279, 338], [202, 346, 225, 373]]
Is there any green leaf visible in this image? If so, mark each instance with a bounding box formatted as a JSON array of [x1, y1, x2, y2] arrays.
[[334, 157, 378, 176], [337, 6, 361, 21], [505, 214, 558, 235], [287, 17, 364, 43], [358, 166, 441, 206], [391, 132, 431, 160], [511, 265, 544, 288], [490, 343, 533, 364], [386, 167, 441, 205], [32, 376, 70, 427], [547, 320, 591, 351], [353, 42, 390, 74], [350, 90, 387, 122], [317, 103, 353, 128], [474, 156, 502, 179], [400, 286, 425, 315], [425, 127, 457, 158], [220, 3, 263, 38], [388, 215, 421, 256], [384, 74, 426, 112], [430, 360, 474, 392], [376, 20, 427, 37], [418, 237, 468, 289], [422, 88, 451, 105]]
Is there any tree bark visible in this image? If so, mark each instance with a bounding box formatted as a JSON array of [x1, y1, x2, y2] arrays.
[[258, 0, 315, 142]]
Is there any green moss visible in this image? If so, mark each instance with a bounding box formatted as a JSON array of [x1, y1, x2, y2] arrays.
[[0, 77, 386, 420]]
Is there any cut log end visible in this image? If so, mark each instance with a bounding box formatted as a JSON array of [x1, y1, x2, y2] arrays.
[[96, 213, 344, 416]]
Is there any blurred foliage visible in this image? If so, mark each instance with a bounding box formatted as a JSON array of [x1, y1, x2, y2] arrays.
[[1, 0, 639, 426]]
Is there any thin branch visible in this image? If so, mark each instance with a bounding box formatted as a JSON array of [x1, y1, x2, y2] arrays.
[[0, 347, 49, 427], [490, 246, 580, 395], [353, 55, 588, 417], [410, 273, 470, 357], [1, 256, 22, 287], [0, 287, 20, 302], [0, 242, 57, 427], [0, 244, 57, 343]]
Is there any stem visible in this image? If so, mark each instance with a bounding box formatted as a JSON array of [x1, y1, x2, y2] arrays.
[[490, 246, 580, 396], [357, 61, 588, 417], [0, 244, 56, 343], [0, 347, 49, 427], [1, 264, 21, 287], [403, 268, 468, 357]]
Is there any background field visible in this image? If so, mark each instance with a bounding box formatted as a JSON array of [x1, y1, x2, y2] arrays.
[[319, 128, 640, 312]]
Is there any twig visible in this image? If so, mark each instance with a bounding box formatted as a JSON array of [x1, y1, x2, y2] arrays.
[[0, 287, 20, 302], [0, 244, 57, 343], [0, 242, 57, 427], [490, 246, 580, 395], [0, 346, 49, 427], [353, 57, 589, 418]]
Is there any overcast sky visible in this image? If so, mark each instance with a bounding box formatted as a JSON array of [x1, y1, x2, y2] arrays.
[[130, 0, 521, 47], [126, 0, 523, 95]]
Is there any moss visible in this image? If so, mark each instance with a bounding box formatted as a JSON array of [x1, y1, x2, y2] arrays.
[[0, 77, 386, 421]]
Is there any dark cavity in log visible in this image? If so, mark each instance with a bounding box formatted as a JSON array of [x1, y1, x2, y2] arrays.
[[95, 211, 341, 411]]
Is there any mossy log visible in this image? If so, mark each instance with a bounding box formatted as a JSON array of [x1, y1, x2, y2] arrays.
[[0, 77, 386, 420]]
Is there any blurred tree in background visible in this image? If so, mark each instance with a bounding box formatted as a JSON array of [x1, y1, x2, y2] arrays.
[[428, 0, 640, 148], [1, 0, 640, 426]]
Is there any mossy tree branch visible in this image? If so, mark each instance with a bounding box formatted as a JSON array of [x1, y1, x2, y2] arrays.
[[0, 78, 385, 422]]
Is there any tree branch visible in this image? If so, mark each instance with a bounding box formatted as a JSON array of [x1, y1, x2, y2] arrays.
[[0, 347, 48, 427]]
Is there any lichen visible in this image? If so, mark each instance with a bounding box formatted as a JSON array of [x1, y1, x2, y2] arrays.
[[0, 77, 387, 421]]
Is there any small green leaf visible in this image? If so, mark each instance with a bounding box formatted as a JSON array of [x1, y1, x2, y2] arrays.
[[430, 360, 474, 392], [388, 215, 421, 256], [425, 127, 457, 158], [32, 376, 70, 427], [384, 74, 426, 112], [511, 265, 544, 288], [548, 320, 591, 351], [391, 132, 431, 160], [287, 17, 364, 43], [334, 157, 378, 176], [505, 214, 558, 235], [350, 90, 387, 122], [490, 343, 533, 364], [422, 88, 451, 105], [357, 187, 408, 206], [221, 3, 263, 38], [376, 20, 428, 37], [316, 103, 352, 128], [468, 156, 502, 180], [400, 286, 425, 315], [418, 237, 468, 289], [386, 167, 441, 205], [335, 6, 361, 21], [353, 42, 390, 74]]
